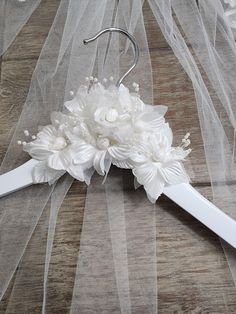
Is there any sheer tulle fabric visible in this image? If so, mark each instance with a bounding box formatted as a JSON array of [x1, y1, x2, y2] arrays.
[[148, 0, 236, 283], [0, 0, 41, 56], [0, 0, 236, 312], [0, 0, 156, 312]]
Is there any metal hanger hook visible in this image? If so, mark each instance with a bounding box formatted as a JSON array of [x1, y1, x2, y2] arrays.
[[83, 27, 139, 87]]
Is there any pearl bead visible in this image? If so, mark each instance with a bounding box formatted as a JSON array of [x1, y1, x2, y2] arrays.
[[105, 108, 119, 122], [96, 137, 110, 150], [52, 137, 67, 150], [24, 130, 29, 136]]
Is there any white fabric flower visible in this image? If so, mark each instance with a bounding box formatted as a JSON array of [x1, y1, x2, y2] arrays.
[[23, 115, 86, 183], [131, 128, 191, 203], [23, 81, 191, 202], [224, 0, 236, 7]]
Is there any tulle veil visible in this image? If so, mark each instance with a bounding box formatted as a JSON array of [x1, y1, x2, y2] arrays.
[[0, 0, 236, 312]]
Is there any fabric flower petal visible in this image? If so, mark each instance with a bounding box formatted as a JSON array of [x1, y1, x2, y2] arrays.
[[32, 161, 65, 184], [129, 150, 148, 164], [84, 167, 95, 185], [118, 84, 132, 111], [93, 150, 108, 175], [47, 152, 66, 170], [133, 163, 165, 202], [23, 143, 52, 160], [73, 143, 96, 164], [64, 94, 86, 114], [108, 145, 130, 160], [135, 111, 165, 131], [37, 125, 58, 142], [67, 164, 86, 182], [112, 159, 133, 169], [159, 161, 189, 185]]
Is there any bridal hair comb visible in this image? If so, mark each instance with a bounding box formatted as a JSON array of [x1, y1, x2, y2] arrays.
[[0, 28, 236, 248]]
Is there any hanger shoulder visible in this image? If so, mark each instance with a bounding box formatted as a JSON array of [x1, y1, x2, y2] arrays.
[[163, 183, 236, 248], [0, 159, 235, 248], [0, 159, 38, 197]]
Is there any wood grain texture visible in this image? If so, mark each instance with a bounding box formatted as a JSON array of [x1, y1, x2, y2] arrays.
[[0, 0, 235, 313]]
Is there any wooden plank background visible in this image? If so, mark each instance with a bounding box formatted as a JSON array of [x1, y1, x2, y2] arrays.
[[0, 0, 236, 313]]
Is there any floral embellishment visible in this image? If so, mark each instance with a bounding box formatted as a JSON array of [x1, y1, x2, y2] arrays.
[[20, 78, 191, 203], [224, 0, 236, 8]]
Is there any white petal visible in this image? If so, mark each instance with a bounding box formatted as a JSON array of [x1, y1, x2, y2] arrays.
[[23, 143, 52, 161], [108, 145, 130, 160], [159, 161, 189, 185], [73, 143, 96, 164], [84, 167, 95, 185], [129, 151, 148, 164], [67, 164, 85, 182], [134, 176, 141, 190], [93, 151, 107, 175], [144, 104, 168, 116], [37, 125, 57, 142], [135, 111, 165, 130], [65, 92, 87, 114], [101, 159, 112, 184], [118, 84, 132, 110], [112, 159, 133, 169], [32, 161, 65, 184], [133, 163, 165, 201], [47, 152, 66, 170], [159, 123, 173, 144]]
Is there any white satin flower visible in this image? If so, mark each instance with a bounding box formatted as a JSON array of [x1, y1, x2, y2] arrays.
[[131, 127, 191, 203], [22, 81, 191, 201], [224, 0, 236, 7], [69, 137, 130, 176], [23, 114, 88, 183], [65, 83, 166, 144]]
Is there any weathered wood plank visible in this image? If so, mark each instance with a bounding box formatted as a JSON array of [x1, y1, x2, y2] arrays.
[[2, 0, 60, 61], [0, 59, 37, 163], [0, 0, 235, 313], [1, 174, 235, 313]]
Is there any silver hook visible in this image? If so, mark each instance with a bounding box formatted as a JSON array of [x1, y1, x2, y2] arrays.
[[83, 27, 139, 87]]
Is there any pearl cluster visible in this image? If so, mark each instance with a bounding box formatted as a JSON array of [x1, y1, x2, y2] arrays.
[[17, 130, 36, 146], [69, 77, 140, 97], [181, 132, 191, 149], [22, 81, 191, 202]]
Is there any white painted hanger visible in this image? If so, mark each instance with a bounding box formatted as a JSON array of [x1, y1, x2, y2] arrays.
[[0, 159, 236, 249], [0, 27, 235, 249]]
